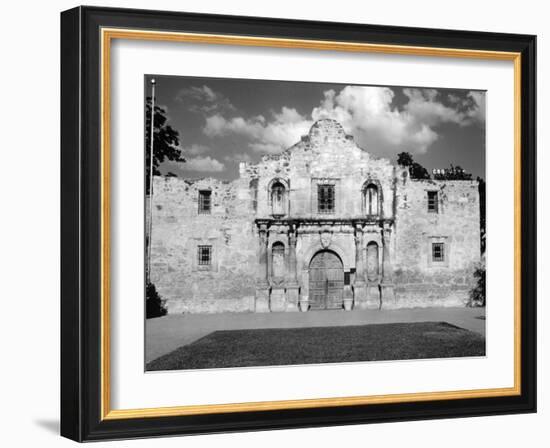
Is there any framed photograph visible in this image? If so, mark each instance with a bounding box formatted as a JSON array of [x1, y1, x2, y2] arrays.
[[60, 6, 536, 441]]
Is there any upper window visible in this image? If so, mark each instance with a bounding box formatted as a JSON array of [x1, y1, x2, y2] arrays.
[[271, 181, 286, 216], [432, 242, 445, 262], [364, 184, 379, 216], [197, 245, 212, 266], [427, 191, 439, 213], [318, 184, 335, 214], [198, 190, 211, 214]]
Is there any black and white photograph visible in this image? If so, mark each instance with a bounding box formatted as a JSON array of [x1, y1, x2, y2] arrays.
[[0, 0, 542, 444], [144, 76, 487, 371]]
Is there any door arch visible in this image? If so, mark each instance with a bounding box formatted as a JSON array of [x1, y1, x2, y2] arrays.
[[308, 250, 344, 310]]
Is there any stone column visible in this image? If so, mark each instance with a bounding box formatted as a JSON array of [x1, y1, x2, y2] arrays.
[[285, 227, 299, 311], [257, 225, 269, 285], [380, 224, 396, 308], [288, 230, 298, 284], [353, 225, 367, 310], [355, 229, 366, 282], [255, 224, 270, 312]]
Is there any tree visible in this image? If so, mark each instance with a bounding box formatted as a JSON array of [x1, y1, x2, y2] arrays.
[[409, 162, 431, 180], [477, 176, 486, 254], [397, 152, 413, 167], [397, 151, 431, 180], [468, 263, 486, 307], [145, 97, 183, 193], [146, 282, 168, 318]]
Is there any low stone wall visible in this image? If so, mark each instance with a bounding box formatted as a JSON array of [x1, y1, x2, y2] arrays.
[[391, 286, 470, 308], [391, 267, 475, 308], [165, 295, 256, 314]]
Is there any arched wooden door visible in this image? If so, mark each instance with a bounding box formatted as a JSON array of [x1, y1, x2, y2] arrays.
[[309, 250, 344, 310]]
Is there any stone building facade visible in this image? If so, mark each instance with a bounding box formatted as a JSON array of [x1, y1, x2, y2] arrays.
[[150, 119, 481, 314]]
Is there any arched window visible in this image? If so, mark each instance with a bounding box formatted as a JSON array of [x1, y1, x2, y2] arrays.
[[363, 184, 379, 216], [271, 242, 286, 280], [271, 181, 286, 216]]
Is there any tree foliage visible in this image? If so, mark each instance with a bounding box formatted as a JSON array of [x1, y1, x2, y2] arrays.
[[477, 177, 486, 254], [467, 264, 486, 307], [145, 97, 183, 192], [397, 152, 413, 167], [397, 152, 431, 180], [409, 162, 431, 180], [146, 282, 167, 318]]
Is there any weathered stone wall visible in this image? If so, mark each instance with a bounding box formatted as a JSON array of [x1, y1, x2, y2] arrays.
[[149, 176, 258, 313], [392, 172, 481, 307], [243, 120, 395, 220], [149, 119, 482, 313]]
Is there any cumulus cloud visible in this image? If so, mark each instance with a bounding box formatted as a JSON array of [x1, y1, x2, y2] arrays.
[[461, 91, 486, 124], [447, 93, 461, 104], [224, 152, 253, 163], [176, 85, 235, 114], [204, 106, 313, 154], [311, 86, 484, 154], [182, 156, 225, 172], [201, 86, 485, 156], [183, 143, 210, 156]]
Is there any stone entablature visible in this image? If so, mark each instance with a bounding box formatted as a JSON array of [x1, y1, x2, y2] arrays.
[[149, 119, 481, 313]]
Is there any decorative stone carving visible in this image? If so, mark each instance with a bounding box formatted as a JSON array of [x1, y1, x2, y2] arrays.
[[320, 230, 332, 249]]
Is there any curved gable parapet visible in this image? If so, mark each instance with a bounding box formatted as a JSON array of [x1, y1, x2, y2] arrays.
[[308, 119, 349, 145], [240, 120, 398, 179]]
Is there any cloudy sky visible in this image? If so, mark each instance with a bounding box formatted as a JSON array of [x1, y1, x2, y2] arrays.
[[145, 75, 486, 180]]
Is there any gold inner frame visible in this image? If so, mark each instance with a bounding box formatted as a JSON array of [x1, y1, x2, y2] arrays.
[[100, 27, 522, 421]]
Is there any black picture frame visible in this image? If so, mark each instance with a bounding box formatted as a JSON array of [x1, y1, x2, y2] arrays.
[[61, 5, 536, 442]]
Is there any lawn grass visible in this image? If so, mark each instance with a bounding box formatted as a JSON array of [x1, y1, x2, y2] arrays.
[[146, 321, 485, 371]]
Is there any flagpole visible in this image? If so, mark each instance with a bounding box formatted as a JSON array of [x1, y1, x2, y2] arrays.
[[147, 78, 156, 284]]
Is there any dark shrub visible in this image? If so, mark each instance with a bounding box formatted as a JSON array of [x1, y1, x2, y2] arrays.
[[146, 282, 167, 318], [468, 265, 486, 307]]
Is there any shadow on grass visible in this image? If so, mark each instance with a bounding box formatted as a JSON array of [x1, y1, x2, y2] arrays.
[[147, 321, 485, 371]]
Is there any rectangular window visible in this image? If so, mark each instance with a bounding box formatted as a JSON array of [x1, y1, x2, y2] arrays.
[[197, 245, 212, 265], [427, 191, 438, 213], [318, 184, 335, 214], [344, 271, 351, 286], [198, 190, 211, 214], [432, 242, 445, 262]]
